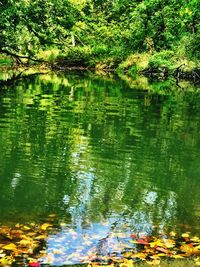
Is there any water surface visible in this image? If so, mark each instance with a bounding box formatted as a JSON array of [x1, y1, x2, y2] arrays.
[[0, 71, 199, 264]]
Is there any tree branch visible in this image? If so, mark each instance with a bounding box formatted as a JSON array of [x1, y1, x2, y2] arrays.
[[0, 49, 45, 63]]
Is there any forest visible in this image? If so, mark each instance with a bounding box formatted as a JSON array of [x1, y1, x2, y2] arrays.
[[0, 0, 200, 79], [0, 1, 200, 267]]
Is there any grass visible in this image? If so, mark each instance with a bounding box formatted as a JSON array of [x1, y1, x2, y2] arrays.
[[45, 259, 199, 267], [135, 259, 199, 266]]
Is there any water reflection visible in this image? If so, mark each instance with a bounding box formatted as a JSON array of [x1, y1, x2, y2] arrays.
[[0, 72, 199, 250]]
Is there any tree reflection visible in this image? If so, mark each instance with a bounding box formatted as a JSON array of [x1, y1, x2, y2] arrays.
[[0, 72, 199, 235]]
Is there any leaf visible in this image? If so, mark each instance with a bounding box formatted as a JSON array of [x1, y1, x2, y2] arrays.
[[155, 246, 169, 254], [40, 223, 52, 231], [24, 226, 31, 230], [182, 233, 190, 238], [18, 239, 33, 246], [131, 252, 146, 259], [2, 243, 17, 251], [119, 259, 134, 267], [164, 239, 175, 248], [134, 239, 149, 245], [0, 256, 14, 265], [35, 235, 47, 240], [172, 255, 184, 259], [130, 234, 137, 239], [28, 261, 40, 267], [149, 240, 164, 248], [169, 231, 176, 237]]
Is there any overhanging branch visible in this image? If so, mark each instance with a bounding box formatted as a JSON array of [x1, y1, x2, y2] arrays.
[[0, 49, 45, 63]]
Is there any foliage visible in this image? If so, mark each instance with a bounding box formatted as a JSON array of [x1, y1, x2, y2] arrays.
[[0, 0, 199, 71], [148, 51, 175, 70]]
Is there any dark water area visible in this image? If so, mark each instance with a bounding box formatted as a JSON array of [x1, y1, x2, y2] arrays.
[[0, 71, 199, 264]]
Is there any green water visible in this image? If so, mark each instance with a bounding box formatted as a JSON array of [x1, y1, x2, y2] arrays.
[[0, 71, 200, 264]]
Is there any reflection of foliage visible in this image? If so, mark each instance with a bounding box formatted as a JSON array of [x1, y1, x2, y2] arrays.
[[0, 73, 199, 234]]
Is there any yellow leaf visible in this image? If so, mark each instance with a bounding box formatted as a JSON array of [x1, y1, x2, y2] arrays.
[[23, 226, 31, 230], [191, 237, 200, 242], [35, 235, 47, 240], [149, 240, 164, 248], [180, 244, 193, 254], [169, 231, 176, 237], [119, 259, 134, 267], [182, 233, 190, 238], [40, 223, 52, 231], [172, 255, 184, 259], [27, 232, 37, 237], [0, 256, 14, 265], [164, 239, 175, 248], [18, 239, 33, 246], [195, 262, 200, 266], [2, 243, 17, 251], [131, 253, 146, 259]]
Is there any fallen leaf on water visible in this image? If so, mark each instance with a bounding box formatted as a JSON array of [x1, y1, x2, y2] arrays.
[[40, 223, 52, 231], [119, 259, 134, 267], [172, 255, 184, 259], [133, 239, 149, 245], [35, 235, 47, 240], [2, 243, 17, 251], [24, 226, 31, 231], [149, 239, 164, 248], [0, 256, 14, 265], [131, 252, 146, 259], [164, 239, 175, 248], [28, 261, 40, 267], [18, 239, 33, 246], [169, 231, 176, 237], [155, 246, 169, 254]]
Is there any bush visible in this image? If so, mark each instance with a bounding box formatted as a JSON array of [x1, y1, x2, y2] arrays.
[[148, 50, 175, 70]]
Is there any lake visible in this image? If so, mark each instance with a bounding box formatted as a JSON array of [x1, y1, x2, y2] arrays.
[[0, 71, 199, 265]]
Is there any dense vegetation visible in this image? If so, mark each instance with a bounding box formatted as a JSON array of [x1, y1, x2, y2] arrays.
[[0, 0, 200, 76]]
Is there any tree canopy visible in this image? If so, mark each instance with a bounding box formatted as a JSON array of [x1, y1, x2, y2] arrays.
[[0, 0, 200, 64]]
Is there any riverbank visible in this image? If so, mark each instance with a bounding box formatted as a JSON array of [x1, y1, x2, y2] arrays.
[[1, 49, 200, 84], [70, 259, 200, 267]]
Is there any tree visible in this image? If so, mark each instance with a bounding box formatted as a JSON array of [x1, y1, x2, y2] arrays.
[[0, 0, 79, 61]]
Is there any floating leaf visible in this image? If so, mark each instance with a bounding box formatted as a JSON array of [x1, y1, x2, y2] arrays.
[[169, 231, 176, 237], [2, 243, 17, 251], [134, 239, 149, 245], [182, 233, 190, 238], [164, 239, 175, 248], [28, 261, 40, 267], [0, 256, 14, 265], [172, 255, 184, 259], [35, 235, 47, 240], [40, 223, 52, 231], [119, 259, 134, 267]]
